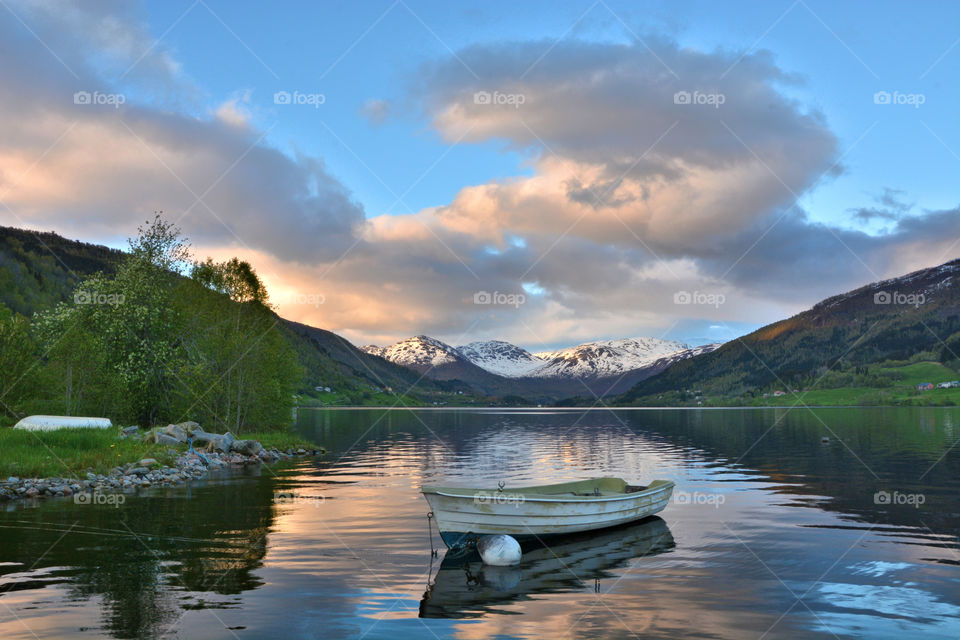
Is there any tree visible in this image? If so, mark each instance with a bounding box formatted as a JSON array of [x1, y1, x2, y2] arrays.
[[0, 303, 38, 419], [191, 257, 268, 305], [185, 258, 301, 433]]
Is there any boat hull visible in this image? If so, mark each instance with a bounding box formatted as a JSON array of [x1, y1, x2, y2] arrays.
[[422, 478, 674, 548]]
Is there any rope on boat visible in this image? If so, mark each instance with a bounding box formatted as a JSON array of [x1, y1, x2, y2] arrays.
[[426, 511, 438, 557]]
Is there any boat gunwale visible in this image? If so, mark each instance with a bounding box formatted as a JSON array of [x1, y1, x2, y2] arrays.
[[422, 478, 674, 504]]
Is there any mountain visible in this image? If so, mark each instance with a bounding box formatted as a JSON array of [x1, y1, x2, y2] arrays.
[[0, 226, 123, 317], [361, 335, 720, 399], [531, 337, 692, 378], [360, 335, 515, 391], [361, 335, 462, 370], [456, 340, 543, 377], [618, 258, 960, 404]]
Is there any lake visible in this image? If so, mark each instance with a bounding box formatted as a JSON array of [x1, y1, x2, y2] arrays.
[[1, 407, 959, 639]]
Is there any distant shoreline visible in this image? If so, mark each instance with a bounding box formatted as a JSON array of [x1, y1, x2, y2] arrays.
[[298, 404, 960, 410]]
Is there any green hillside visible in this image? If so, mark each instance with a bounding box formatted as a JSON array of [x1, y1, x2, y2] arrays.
[[0, 224, 475, 417], [619, 259, 960, 406], [0, 226, 124, 317]]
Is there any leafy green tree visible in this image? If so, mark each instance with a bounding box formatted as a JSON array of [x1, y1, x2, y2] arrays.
[[184, 258, 301, 433], [0, 303, 39, 419]]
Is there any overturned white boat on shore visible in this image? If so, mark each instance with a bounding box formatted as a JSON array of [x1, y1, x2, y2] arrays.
[[13, 415, 113, 431], [422, 476, 674, 548]]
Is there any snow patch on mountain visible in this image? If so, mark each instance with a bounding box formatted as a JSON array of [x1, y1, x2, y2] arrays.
[[456, 341, 543, 377], [530, 337, 692, 378]]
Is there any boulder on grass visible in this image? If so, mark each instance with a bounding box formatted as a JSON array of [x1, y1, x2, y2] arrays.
[[193, 431, 234, 452], [230, 439, 264, 457], [162, 424, 188, 443], [176, 421, 202, 435], [147, 433, 181, 447]]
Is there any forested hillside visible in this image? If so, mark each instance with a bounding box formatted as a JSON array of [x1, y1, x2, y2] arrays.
[[619, 259, 960, 404]]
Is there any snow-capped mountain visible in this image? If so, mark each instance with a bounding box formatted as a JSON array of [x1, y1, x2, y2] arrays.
[[360, 335, 461, 369], [361, 334, 725, 397], [456, 340, 543, 377], [364, 335, 717, 381], [531, 337, 692, 378]]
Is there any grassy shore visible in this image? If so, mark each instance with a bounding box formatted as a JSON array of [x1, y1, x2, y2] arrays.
[[758, 361, 960, 407], [0, 427, 319, 478]]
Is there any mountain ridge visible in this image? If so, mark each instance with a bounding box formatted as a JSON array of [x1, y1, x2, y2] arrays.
[[618, 257, 960, 404]]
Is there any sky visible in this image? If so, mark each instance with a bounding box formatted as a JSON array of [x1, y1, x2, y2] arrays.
[[1, 0, 958, 351]]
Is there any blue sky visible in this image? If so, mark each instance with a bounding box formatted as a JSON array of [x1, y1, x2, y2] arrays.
[[139, 0, 960, 224], [1, 0, 958, 349]]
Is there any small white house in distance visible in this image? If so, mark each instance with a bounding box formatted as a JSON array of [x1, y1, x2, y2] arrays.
[[14, 415, 113, 431]]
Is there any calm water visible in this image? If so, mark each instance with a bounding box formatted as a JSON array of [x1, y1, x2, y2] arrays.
[[1, 408, 959, 639]]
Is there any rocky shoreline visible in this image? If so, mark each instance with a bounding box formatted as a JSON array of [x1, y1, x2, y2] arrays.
[[0, 422, 322, 504]]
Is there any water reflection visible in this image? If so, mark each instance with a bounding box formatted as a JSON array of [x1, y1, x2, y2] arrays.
[[0, 407, 958, 639], [0, 468, 274, 639], [420, 516, 675, 619]]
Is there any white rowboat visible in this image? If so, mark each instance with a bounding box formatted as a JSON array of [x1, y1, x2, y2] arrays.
[[422, 477, 674, 548]]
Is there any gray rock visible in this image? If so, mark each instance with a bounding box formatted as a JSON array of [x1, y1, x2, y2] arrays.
[[162, 424, 188, 443], [230, 440, 264, 457], [195, 432, 235, 453], [7, 476, 19, 484], [175, 421, 201, 433], [122, 426, 139, 436], [128, 467, 149, 476], [138, 458, 158, 467], [155, 434, 181, 446], [25, 487, 38, 497]]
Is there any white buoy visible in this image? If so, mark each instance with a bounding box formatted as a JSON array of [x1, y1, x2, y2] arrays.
[[477, 534, 522, 566]]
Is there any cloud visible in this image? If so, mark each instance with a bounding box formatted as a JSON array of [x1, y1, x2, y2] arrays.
[[0, 0, 365, 262], [0, 3, 957, 351], [359, 98, 391, 126], [849, 187, 914, 224]]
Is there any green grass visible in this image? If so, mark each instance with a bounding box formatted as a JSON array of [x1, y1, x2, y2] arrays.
[[0, 428, 183, 478], [759, 361, 960, 407], [297, 390, 426, 407], [0, 427, 323, 479], [245, 430, 321, 451]]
